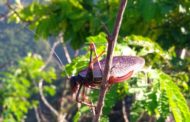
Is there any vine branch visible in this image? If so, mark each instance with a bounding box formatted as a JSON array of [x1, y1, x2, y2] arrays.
[[92, 0, 128, 121]]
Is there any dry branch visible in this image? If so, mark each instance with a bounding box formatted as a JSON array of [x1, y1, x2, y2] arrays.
[[58, 32, 72, 63], [122, 100, 129, 122], [39, 79, 59, 117], [38, 40, 65, 120], [34, 107, 42, 122], [40, 40, 61, 71]]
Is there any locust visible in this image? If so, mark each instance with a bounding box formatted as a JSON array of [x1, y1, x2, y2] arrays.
[[70, 43, 145, 106]]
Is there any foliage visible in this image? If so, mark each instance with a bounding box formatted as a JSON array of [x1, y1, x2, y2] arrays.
[[64, 33, 190, 121], [2, 0, 190, 121], [122, 35, 190, 121], [62, 32, 107, 77], [122, 0, 190, 49], [159, 71, 190, 122], [0, 54, 56, 122], [8, 0, 108, 49], [130, 69, 190, 122], [9, 0, 190, 49]]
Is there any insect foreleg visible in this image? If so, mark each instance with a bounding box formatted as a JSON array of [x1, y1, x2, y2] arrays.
[[76, 84, 95, 107], [82, 86, 96, 114], [76, 84, 82, 102]]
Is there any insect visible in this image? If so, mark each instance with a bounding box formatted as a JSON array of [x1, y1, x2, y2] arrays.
[[70, 43, 145, 106]]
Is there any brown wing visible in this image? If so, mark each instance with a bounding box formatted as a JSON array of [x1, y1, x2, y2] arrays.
[[109, 56, 145, 77], [79, 56, 145, 78]]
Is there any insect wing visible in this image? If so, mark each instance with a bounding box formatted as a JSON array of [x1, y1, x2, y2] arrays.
[[78, 62, 106, 78], [79, 56, 144, 78], [110, 56, 145, 77]]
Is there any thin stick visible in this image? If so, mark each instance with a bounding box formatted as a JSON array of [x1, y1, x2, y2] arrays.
[[40, 40, 61, 71], [74, 50, 79, 57], [6, 0, 27, 22], [39, 79, 59, 116], [38, 40, 63, 118], [58, 32, 71, 63], [122, 100, 129, 122], [34, 107, 41, 122], [92, 0, 128, 121]]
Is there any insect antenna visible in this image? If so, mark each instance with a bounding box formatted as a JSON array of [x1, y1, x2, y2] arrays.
[[53, 46, 70, 79]]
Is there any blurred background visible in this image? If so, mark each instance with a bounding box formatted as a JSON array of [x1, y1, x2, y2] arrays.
[[0, 0, 190, 122]]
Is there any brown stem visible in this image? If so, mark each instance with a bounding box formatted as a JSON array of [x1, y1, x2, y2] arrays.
[[92, 0, 128, 122]]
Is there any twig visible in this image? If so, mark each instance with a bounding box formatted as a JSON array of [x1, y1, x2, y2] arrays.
[[137, 112, 145, 122], [180, 48, 186, 59], [40, 40, 61, 71], [74, 50, 79, 57], [38, 40, 64, 118], [122, 100, 129, 122], [34, 107, 41, 122], [0, 12, 11, 21], [38, 79, 59, 116], [57, 113, 67, 122], [6, 0, 28, 23], [38, 80, 67, 121], [63, 43, 71, 63], [38, 96, 53, 122], [100, 21, 111, 36], [58, 32, 71, 63], [92, 0, 128, 122]]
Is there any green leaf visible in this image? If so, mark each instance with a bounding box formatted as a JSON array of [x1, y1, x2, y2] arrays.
[[43, 85, 56, 96], [139, 0, 158, 21], [159, 71, 190, 122], [1, 54, 57, 121], [73, 106, 90, 122], [100, 115, 109, 122], [86, 32, 107, 45]]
